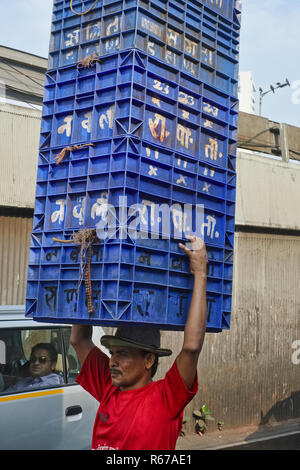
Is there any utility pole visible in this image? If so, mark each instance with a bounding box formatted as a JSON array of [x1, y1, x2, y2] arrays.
[[259, 79, 290, 116]]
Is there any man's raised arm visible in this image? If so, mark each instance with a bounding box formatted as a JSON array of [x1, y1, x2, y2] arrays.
[[176, 235, 208, 390], [70, 324, 95, 366]]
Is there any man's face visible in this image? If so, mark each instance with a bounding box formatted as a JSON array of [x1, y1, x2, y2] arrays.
[[29, 348, 56, 378], [109, 346, 154, 391]]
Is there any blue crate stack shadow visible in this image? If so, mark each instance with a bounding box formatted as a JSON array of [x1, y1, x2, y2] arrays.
[[25, 0, 241, 332]]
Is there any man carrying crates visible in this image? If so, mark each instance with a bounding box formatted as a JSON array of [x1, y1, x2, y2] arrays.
[[71, 235, 207, 450]]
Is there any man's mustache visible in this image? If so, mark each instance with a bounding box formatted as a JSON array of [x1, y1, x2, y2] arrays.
[[110, 368, 122, 375]]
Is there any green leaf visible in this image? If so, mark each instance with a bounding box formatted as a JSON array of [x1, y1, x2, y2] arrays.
[[201, 404, 211, 415]]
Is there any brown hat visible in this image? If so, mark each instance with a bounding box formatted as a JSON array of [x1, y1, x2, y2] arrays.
[[100, 326, 172, 357]]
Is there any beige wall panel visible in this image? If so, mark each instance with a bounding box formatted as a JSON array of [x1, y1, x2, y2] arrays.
[[0, 104, 40, 208], [236, 151, 300, 230], [0, 216, 32, 305]]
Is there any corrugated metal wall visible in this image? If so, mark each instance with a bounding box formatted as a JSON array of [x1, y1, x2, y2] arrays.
[[158, 232, 300, 431], [0, 104, 40, 208], [0, 216, 32, 305]]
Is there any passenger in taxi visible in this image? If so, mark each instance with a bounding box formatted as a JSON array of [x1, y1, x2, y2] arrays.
[[2, 343, 63, 393]]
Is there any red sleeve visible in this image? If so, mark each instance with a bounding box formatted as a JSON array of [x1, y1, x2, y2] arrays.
[[76, 346, 111, 402], [163, 359, 198, 420]]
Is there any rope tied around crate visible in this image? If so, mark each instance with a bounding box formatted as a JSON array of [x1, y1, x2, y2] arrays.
[[54, 143, 94, 165], [77, 52, 102, 69], [73, 229, 96, 316], [53, 229, 97, 316], [70, 0, 98, 16]]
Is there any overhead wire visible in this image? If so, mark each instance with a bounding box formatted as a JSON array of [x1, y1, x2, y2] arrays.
[[237, 127, 278, 147], [0, 57, 44, 110], [0, 57, 44, 89]]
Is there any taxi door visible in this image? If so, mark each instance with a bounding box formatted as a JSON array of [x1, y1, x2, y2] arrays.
[[0, 322, 105, 450]]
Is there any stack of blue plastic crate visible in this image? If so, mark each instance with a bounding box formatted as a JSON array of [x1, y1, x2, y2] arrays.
[[25, 0, 241, 331]]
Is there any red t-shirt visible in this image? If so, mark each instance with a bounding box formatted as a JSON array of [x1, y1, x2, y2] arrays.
[[76, 346, 198, 450]]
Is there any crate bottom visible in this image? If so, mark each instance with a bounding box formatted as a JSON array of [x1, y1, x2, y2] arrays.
[[26, 313, 223, 333]]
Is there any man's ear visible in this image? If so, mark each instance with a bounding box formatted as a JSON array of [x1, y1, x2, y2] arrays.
[[144, 353, 156, 371]]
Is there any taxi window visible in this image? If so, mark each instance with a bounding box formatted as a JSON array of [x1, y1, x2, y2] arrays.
[[0, 327, 65, 395]]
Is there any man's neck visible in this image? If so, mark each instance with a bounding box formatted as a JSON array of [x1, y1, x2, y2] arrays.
[[119, 377, 153, 392]]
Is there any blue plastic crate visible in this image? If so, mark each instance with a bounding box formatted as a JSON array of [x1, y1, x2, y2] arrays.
[[26, 235, 233, 331], [40, 50, 238, 171], [26, 1, 240, 332], [26, 126, 236, 331], [48, 0, 240, 97], [33, 133, 235, 239]]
